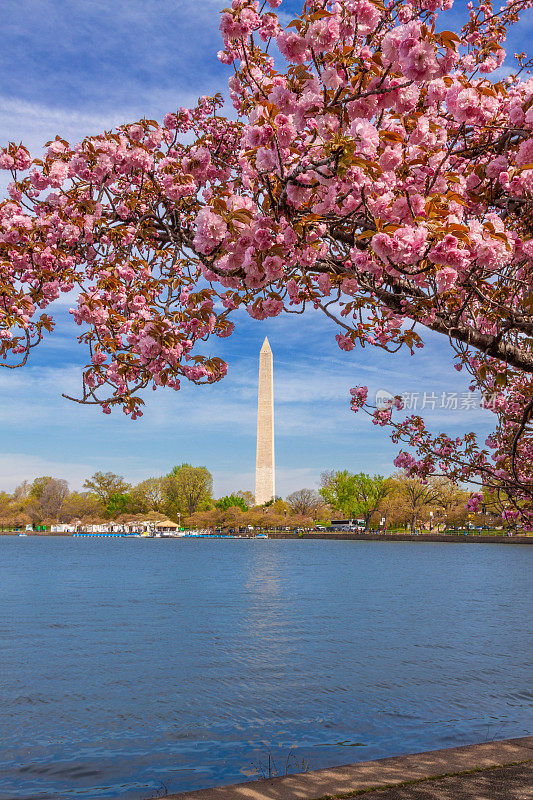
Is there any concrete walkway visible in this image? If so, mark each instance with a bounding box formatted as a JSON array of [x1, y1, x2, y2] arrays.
[[163, 737, 533, 800], [354, 762, 531, 798]]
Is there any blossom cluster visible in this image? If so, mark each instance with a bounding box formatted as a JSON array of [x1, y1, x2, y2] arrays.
[[0, 0, 531, 516]]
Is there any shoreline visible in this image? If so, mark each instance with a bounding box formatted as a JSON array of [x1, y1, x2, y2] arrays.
[[1, 531, 531, 543], [160, 737, 533, 800], [267, 531, 533, 544]]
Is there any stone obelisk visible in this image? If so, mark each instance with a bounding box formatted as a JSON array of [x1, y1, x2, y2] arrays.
[[255, 337, 275, 506]]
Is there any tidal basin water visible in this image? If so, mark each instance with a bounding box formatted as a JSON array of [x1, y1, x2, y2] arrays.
[[0, 537, 531, 799]]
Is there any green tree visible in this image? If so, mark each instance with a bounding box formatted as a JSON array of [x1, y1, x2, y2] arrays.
[[106, 493, 133, 518], [164, 464, 213, 518], [130, 477, 166, 513], [270, 497, 289, 516], [83, 472, 130, 505], [319, 471, 391, 531], [262, 495, 283, 508], [215, 493, 248, 512], [61, 491, 106, 523], [319, 470, 356, 517]]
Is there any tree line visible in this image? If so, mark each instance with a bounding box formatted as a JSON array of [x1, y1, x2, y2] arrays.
[[0, 466, 501, 532], [0, 464, 213, 529]]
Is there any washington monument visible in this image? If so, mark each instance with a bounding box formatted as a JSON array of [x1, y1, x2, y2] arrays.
[[255, 337, 275, 506]]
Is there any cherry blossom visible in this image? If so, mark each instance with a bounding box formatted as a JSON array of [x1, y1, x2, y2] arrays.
[[0, 0, 531, 518]]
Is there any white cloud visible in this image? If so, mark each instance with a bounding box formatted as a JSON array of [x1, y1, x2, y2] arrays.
[[0, 453, 92, 491]]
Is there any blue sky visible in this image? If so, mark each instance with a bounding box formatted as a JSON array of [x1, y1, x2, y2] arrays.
[[0, 0, 530, 497]]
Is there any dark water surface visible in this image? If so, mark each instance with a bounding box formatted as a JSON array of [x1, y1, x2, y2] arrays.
[[0, 537, 531, 799]]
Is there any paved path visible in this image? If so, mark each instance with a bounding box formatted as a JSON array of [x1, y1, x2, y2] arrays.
[[353, 762, 532, 799], [163, 737, 533, 800]]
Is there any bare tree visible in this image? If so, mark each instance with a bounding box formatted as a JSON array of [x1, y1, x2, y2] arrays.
[[26, 476, 69, 523], [40, 479, 69, 520], [236, 489, 255, 507], [395, 474, 442, 533], [286, 489, 322, 517], [13, 481, 31, 502]]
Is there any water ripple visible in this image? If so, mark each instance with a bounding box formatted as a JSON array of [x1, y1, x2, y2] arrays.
[[0, 537, 530, 800]]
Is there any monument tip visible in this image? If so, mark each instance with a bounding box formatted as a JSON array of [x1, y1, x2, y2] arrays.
[[261, 336, 272, 352]]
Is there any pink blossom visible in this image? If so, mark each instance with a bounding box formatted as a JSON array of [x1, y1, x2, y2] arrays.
[[307, 17, 340, 52], [286, 183, 312, 207], [0, 153, 15, 169], [276, 31, 310, 63], [394, 452, 417, 470], [516, 138, 533, 168], [350, 386, 368, 402], [379, 147, 402, 172], [220, 12, 241, 39], [255, 146, 278, 172], [351, 0, 380, 33], [485, 155, 508, 179], [430, 235, 468, 270], [192, 208, 228, 254], [274, 114, 296, 147], [259, 12, 280, 40], [372, 226, 427, 266], [316, 273, 332, 295], [446, 85, 498, 125], [128, 124, 144, 142], [92, 350, 107, 366], [435, 266, 458, 292], [466, 493, 482, 512], [263, 298, 283, 316], [47, 141, 68, 157], [263, 255, 284, 281], [13, 148, 32, 170], [48, 161, 69, 187], [336, 333, 355, 351], [317, 113, 340, 139], [351, 119, 379, 155], [342, 278, 359, 295], [163, 113, 177, 129], [372, 408, 392, 426], [321, 66, 343, 90], [402, 40, 440, 82]]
